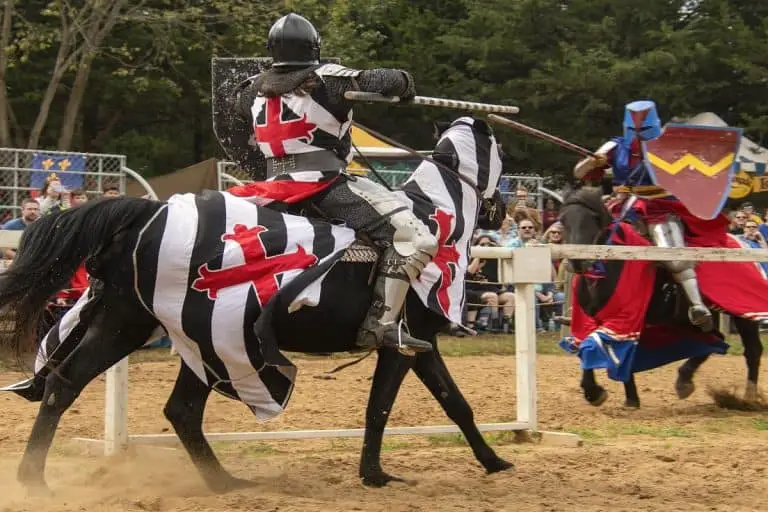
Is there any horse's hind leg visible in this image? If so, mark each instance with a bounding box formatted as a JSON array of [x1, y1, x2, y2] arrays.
[[412, 349, 514, 474], [164, 361, 254, 493], [676, 312, 721, 399], [623, 375, 640, 408], [734, 317, 762, 400], [17, 296, 157, 494], [358, 348, 414, 487], [581, 369, 608, 406]]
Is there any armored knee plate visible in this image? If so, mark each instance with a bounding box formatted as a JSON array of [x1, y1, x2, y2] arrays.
[[649, 217, 693, 273], [345, 177, 438, 280], [389, 209, 438, 280]]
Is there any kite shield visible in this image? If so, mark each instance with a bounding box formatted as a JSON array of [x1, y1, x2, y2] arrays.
[[643, 123, 742, 219]]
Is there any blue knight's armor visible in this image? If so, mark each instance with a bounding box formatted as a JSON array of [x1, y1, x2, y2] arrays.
[[573, 100, 713, 331]]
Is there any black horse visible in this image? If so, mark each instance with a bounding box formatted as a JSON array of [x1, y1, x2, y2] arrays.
[[558, 188, 763, 408], [0, 144, 514, 494]]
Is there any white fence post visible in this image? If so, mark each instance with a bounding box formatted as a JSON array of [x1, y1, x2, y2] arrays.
[[511, 246, 553, 429], [104, 357, 129, 456]]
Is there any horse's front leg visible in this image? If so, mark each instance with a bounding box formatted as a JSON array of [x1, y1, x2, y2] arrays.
[[734, 316, 762, 400], [358, 348, 415, 487], [581, 369, 608, 406], [676, 354, 710, 399], [412, 349, 514, 474]]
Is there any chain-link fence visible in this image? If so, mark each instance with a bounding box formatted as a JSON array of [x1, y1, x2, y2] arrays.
[[0, 147, 127, 221]]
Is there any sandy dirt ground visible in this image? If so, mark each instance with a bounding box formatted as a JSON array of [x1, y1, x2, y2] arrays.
[[1, 352, 767, 512]]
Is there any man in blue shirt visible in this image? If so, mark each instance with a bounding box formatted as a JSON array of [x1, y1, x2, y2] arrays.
[[2, 198, 40, 259]]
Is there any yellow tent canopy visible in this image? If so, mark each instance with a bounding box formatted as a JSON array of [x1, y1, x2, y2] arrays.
[[347, 126, 421, 175]]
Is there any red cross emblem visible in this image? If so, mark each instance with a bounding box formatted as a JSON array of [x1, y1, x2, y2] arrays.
[[192, 224, 319, 306], [254, 97, 318, 157], [423, 209, 460, 315]]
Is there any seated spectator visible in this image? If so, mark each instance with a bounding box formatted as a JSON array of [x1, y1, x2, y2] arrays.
[[37, 173, 70, 215], [740, 202, 763, 225], [1, 198, 40, 260], [543, 221, 564, 273], [740, 221, 768, 275], [730, 210, 747, 234], [497, 217, 517, 246], [541, 198, 560, 230], [465, 236, 515, 332], [102, 184, 121, 198], [70, 189, 89, 206], [507, 218, 539, 248]]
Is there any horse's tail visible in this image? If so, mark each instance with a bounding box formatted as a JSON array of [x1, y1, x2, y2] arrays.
[[0, 197, 160, 355]]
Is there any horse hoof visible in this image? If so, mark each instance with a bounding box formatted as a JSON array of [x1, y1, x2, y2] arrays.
[[585, 388, 608, 407], [361, 471, 408, 488], [744, 381, 759, 402], [675, 379, 695, 399], [23, 481, 53, 498], [623, 399, 640, 409], [208, 475, 257, 494], [485, 457, 515, 474]]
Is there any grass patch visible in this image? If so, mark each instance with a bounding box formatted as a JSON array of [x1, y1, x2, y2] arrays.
[[426, 433, 467, 447], [565, 427, 603, 440], [753, 418, 768, 431], [618, 425, 693, 438], [381, 438, 411, 452], [215, 441, 279, 458]]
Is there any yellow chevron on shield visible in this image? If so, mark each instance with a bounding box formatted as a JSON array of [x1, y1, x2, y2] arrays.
[[642, 123, 742, 220], [646, 152, 735, 178]]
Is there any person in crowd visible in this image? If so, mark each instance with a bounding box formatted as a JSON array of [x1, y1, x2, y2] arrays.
[[507, 218, 539, 248], [1, 198, 40, 260], [730, 210, 747, 235], [70, 189, 89, 206], [740, 201, 762, 225], [542, 221, 564, 273], [541, 197, 560, 230], [37, 173, 69, 215], [102, 185, 121, 198], [740, 220, 768, 275], [465, 235, 515, 332]]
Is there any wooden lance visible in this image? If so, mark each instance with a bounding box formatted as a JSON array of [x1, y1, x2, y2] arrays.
[[487, 113, 601, 159], [344, 91, 520, 115]]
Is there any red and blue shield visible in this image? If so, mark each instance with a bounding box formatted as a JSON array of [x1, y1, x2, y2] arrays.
[[642, 124, 742, 220]]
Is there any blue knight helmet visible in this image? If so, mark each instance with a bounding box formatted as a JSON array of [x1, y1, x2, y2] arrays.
[[622, 100, 662, 143]]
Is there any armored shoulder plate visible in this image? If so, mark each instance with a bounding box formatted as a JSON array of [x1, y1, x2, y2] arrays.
[[315, 63, 361, 78]]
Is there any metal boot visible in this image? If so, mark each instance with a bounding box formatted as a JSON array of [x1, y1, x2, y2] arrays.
[[649, 218, 713, 332], [673, 267, 713, 332], [356, 252, 433, 354]]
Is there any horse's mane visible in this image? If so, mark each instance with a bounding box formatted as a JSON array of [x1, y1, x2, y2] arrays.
[[562, 187, 613, 229], [563, 187, 604, 212]]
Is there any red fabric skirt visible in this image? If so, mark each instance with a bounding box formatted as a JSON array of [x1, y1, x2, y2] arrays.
[[618, 197, 768, 320], [227, 178, 339, 205], [570, 225, 657, 341]]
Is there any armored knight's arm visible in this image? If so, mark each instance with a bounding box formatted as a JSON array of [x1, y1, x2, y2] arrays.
[[322, 66, 416, 119], [573, 140, 616, 182]]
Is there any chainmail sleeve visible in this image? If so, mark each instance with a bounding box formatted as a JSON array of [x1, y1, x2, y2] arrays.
[[323, 68, 415, 120]]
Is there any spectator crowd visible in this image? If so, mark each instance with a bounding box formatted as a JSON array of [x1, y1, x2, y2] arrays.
[[460, 186, 566, 336], [1, 173, 122, 318]]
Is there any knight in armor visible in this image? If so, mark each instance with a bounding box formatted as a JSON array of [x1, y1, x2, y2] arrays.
[[573, 100, 713, 332], [221, 13, 438, 353]]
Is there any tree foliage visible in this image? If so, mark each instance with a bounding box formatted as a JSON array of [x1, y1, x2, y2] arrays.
[[0, 0, 765, 178]]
